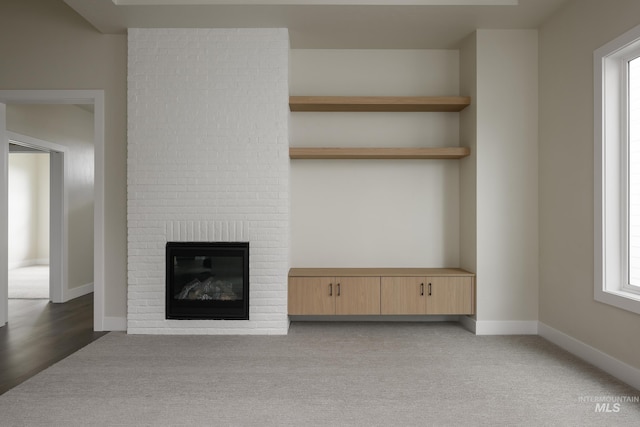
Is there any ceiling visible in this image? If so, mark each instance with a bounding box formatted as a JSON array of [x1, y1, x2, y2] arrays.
[[63, 0, 570, 49]]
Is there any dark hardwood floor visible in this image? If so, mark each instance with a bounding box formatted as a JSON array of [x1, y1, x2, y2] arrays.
[[0, 294, 107, 395]]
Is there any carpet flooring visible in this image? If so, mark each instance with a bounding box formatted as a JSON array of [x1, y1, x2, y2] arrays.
[[0, 322, 638, 426], [8, 265, 49, 299]]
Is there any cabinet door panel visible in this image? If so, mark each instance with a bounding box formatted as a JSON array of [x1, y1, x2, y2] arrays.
[[288, 277, 335, 315], [425, 276, 474, 315], [381, 277, 426, 314], [335, 277, 380, 315]]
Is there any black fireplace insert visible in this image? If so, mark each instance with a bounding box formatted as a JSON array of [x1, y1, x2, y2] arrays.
[[166, 242, 249, 320]]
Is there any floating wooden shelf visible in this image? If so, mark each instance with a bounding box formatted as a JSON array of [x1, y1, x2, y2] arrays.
[[289, 96, 471, 112], [289, 147, 470, 160]]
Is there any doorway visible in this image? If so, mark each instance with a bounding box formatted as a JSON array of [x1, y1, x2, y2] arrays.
[[8, 144, 50, 300], [0, 91, 105, 330], [7, 133, 67, 304]]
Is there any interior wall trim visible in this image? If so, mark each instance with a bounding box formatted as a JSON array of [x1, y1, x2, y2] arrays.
[[65, 282, 94, 302], [538, 322, 640, 391], [464, 318, 539, 335], [103, 316, 127, 332]]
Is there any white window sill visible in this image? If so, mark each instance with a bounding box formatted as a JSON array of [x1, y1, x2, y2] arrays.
[[595, 288, 640, 315]]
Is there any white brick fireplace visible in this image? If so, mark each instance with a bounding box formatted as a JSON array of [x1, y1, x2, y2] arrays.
[[127, 28, 290, 334]]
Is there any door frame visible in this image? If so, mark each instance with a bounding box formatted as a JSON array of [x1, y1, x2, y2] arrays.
[[0, 90, 105, 330], [8, 132, 67, 303]]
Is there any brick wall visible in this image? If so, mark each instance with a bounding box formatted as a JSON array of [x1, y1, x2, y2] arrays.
[[127, 28, 290, 334]]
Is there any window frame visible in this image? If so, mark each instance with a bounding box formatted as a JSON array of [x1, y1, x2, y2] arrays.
[[621, 49, 640, 295], [595, 23, 640, 315]]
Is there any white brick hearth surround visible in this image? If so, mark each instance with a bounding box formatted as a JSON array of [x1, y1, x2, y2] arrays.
[[127, 28, 290, 334]]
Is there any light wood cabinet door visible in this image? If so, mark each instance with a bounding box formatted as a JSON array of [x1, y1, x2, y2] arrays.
[[381, 277, 426, 315], [335, 277, 381, 315], [288, 277, 335, 315], [425, 276, 474, 315]]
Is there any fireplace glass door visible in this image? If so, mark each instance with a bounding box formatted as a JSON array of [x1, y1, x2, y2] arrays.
[[166, 242, 249, 320]]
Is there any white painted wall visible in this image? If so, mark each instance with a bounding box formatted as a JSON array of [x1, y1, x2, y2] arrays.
[[37, 154, 49, 260], [0, 0, 126, 321], [474, 30, 539, 324], [8, 152, 49, 269], [290, 50, 461, 268], [7, 105, 94, 292], [0, 103, 7, 325], [539, 0, 640, 370], [459, 33, 477, 278], [5, 0, 631, 344]]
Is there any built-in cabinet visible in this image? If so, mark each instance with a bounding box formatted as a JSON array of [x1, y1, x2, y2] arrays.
[[288, 95, 474, 317], [381, 276, 474, 315], [289, 96, 475, 316], [288, 276, 380, 315], [288, 268, 475, 316]]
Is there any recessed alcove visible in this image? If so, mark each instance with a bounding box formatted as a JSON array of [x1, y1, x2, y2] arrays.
[[289, 49, 463, 269]]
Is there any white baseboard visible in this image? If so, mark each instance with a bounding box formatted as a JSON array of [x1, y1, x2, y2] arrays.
[[8, 259, 47, 270], [103, 316, 127, 331], [64, 282, 93, 302], [458, 315, 476, 333], [538, 322, 640, 391], [462, 318, 539, 335], [8, 261, 27, 270]]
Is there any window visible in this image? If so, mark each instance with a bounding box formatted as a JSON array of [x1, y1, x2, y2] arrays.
[[627, 56, 640, 294], [595, 24, 640, 315]]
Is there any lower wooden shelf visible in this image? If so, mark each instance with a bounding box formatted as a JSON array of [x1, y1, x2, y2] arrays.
[[288, 268, 475, 316], [288, 96, 471, 112]]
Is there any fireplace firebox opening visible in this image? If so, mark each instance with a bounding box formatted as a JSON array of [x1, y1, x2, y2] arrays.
[[166, 242, 249, 320]]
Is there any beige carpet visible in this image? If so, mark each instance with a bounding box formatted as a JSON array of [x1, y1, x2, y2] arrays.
[[0, 322, 638, 426], [8, 265, 49, 299]]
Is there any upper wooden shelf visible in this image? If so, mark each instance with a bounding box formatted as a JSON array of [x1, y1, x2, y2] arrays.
[[289, 147, 470, 160], [289, 96, 471, 112]]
